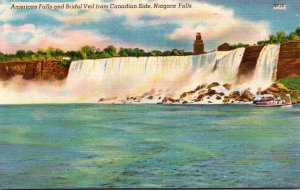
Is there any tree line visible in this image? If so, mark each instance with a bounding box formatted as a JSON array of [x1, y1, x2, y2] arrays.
[[228, 27, 300, 48], [0, 45, 193, 67], [258, 27, 300, 45], [1, 26, 299, 66]]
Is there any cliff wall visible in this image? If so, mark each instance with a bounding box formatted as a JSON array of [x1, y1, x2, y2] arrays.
[[0, 60, 68, 81], [277, 41, 300, 79]]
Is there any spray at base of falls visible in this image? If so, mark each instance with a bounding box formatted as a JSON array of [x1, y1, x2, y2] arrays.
[[0, 44, 281, 104]]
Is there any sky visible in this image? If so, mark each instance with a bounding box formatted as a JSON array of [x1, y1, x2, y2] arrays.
[[0, 0, 299, 53]]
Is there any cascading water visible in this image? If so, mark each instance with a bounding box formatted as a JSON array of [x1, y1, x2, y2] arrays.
[[66, 56, 196, 99], [0, 44, 281, 104], [245, 44, 280, 92], [214, 47, 245, 83], [65, 49, 245, 102]]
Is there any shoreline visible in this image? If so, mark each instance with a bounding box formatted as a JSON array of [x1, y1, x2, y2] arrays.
[[0, 102, 298, 106]]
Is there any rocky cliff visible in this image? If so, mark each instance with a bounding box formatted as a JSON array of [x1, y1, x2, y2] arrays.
[[0, 60, 68, 81], [277, 41, 300, 79]]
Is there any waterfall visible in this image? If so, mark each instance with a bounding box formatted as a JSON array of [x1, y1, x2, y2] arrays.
[[68, 53, 218, 84], [254, 44, 280, 83], [192, 51, 217, 69], [0, 44, 281, 104], [245, 44, 280, 92], [69, 56, 190, 81], [214, 47, 245, 83], [65, 49, 244, 101]]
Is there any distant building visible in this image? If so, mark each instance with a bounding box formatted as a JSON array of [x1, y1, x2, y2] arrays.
[[193, 32, 204, 55]]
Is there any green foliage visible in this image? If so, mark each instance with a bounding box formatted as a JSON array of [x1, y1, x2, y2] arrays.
[[149, 50, 162, 56], [79, 49, 87, 59], [289, 33, 300, 40], [16, 50, 26, 57], [65, 51, 82, 60], [80, 45, 95, 57], [230, 43, 249, 49], [295, 27, 300, 36], [0, 52, 5, 61], [0, 44, 199, 63], [115, 47, 192, 57], [103, 45, 117, 57], [162, 50, 171, 56], [278, 77, 300, 90], [37, 49, 47, 56], [26, 50, 35, 57], [276, 31, 288, 43], [118, 48, 145, 57], [46, 47, 64, 58], [119, 48, 128, 57], [258, 26, 300, 45], [60, 59, 72, 68], [98, 52, 111, 58]]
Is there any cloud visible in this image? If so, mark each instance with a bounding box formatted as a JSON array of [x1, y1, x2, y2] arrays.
[[0, 1, 22, 22], [107, 0, 270, 46], [1, 0, 271, 52], [0, 24, 110, 53], [36, 30, 109, 50], [166, 2, 270, 45], [51, 0, 270, 47], [0, 24, 44, 52], [0, 23, 149, 53], [48, 0, 109, 26]]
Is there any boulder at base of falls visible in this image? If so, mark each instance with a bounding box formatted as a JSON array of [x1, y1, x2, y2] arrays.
[[162, 97, 179, 103], [240, 89, 254, 102], [180, 92, 188, 99], [98, 98, 105, 102], [194, 94, 205, 102], [223, 91, 240, 103], [180, 90, 196, 98], [223, 97, 232, 103], [208, 82, 220, 89], [195, 84, 207, 91], [223, 84, 232, 90], [205, 89, 217, 96], [261, 83, 291, 97], [148, 96, 153, 100], [141, 89, 156, 98], [229, 91, 240, 99], [260, 82, 300, 103]]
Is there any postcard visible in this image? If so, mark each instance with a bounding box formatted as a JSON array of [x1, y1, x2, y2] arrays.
[[0, 0, 299, 188]]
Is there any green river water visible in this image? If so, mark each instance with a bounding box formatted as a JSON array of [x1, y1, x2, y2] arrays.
[[0, 104, 299, 188]]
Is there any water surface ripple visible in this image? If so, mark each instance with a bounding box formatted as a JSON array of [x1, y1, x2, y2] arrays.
[[0, 104, 299, 188]]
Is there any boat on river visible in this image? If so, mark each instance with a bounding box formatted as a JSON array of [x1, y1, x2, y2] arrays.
[[253, 94, 292, 107]]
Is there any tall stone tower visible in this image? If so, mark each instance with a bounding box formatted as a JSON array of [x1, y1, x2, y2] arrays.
[[193, 32, 204, 55]]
